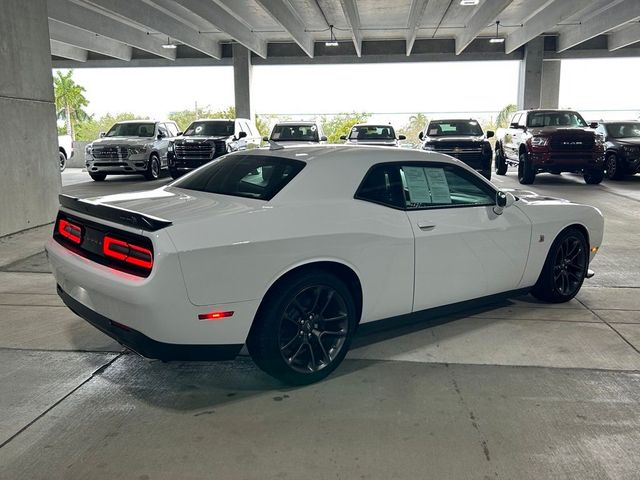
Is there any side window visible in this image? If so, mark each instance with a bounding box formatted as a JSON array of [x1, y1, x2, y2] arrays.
[[157, 124, 169, 138], [399, 164, 495, 209], [166, 122, 179, 137], [510, 113, 521, 126], [355, 164, 405, 209], [595, 125, 606, 138]]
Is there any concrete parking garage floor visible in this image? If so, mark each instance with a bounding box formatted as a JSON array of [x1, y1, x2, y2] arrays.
[[0, 168, 639, 479]]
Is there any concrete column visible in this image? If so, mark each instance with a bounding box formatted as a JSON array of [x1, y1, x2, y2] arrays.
[[0, 0, 60, 237], [233, 43, 253, 120], [540, 60, 561, 109], [517, 37, 544, 110]]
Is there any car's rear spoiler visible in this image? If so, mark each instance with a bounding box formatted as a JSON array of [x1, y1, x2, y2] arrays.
[[59, 194, 173, 232]]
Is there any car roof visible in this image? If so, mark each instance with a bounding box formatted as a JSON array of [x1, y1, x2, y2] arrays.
[[352, 123, 396, 128], [116, 120, 167, 124], [429, 118, 479, 122], [275, 121, 318, 125], [192, 118, 235, 122]]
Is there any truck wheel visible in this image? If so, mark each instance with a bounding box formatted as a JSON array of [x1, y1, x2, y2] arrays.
[[605, 153, 623, 180], [495, 147, 507, 175], [246, 270, 357, 385], [584, 169, 604, 185], [59, 151, 67, 172], [531, 228, 588, 303], [517, 152, 535, 184], [144, 154, 160, 181], [169, 168, 182, 180], [89, 173, 106, 181]]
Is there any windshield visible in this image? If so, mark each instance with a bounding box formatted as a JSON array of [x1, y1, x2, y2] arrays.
[[348, 125, 396, 140], [606, 122, 640, 138], [172, 154, 305, 201], [426, 121, 483, 137], [106, 122, 155, 138], [271, 124, 319, 142], [527, 111, 587, 128], [184, 121, 234, 137]]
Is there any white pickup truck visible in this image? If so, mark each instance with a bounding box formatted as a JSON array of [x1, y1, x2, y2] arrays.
[[58, 135, 73, 172]]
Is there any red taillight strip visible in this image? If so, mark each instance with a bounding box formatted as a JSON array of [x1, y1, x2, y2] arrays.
[[103, 235, 153, 270], [198, 311, 234, 321], [58, 219, 82, 244]]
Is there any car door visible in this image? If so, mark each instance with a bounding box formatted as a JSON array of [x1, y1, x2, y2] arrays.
[[398, 162, 532, 311], [504, 113, 521, 159], [154, 123, 170, 166]]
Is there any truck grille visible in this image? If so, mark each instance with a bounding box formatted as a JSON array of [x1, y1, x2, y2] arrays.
[[549, 137, 594, 151], [175, 141, 226, 160], [434, 147, 484, 167], [92, 146, 129, 159]]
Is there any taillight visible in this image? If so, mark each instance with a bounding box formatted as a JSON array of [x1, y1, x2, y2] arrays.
[[103, 235, 153, 270], [58, 219, 82, 244]]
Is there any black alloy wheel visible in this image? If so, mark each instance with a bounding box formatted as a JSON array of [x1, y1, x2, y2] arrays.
[[59, 152, 67, 172], [89, 173, 106, 181], [532, 228, 588, 303], [605, 153, 623, 180], [584, 168, 604, 185], [169, 168, 182, 180], [495, 148, 507, 175], [145, 154, 160, 181], [517, 151, 535, 184], [247, 271, 356, 385]]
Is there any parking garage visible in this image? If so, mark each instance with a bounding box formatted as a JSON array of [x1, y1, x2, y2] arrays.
[[1, 1, 640, 478]]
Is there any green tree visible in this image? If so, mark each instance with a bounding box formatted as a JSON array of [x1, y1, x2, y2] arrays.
[[495, 103, 517, 129], [399, 113, 429, 145], [75, 112, 144, 141], [320, 112, 371, 144], [53, 70, 90, 140]]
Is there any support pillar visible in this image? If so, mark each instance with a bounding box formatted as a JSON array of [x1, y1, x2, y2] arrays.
[[517, 37, 544, 110], [540, 60, 561, 109], [0, 0, 60, 236], [233, 43, 253, 120]]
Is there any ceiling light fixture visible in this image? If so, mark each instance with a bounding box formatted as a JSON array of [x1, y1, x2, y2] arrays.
[[325, 25, 338, 47], [490, 21, 505, 43], [162, 36, 177, 49], [460, 0, 479, 5]]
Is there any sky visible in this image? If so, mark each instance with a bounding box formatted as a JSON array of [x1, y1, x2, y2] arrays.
[[56, 57, 640, 125]]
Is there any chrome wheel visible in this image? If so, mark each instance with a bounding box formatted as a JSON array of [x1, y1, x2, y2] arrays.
[[552, 235, 587, 297], [279, 285, 349, 374]]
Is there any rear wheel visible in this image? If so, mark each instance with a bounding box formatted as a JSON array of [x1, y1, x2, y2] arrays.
[[517, 151, 535, 184], [584, 169, 604, 184], [495, 147, 507, 175], [89, 173, 106, 181], [605, 153, 623, 180], [59, 151, 67, 172], [531, 228, 588, 303], [247, 270, 357, 385], [144, 154, 160, 181]]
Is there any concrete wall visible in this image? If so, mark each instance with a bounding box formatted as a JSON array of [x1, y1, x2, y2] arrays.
[[0, 0, 60, 237]]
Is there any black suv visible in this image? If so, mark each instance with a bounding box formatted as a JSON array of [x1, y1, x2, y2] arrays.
[[419, 119, 494, 180], [595, 121, 640, 180], [168, 118, 261, 179]]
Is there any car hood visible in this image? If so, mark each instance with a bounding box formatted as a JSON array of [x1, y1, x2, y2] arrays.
[[86, 186, 265, 225], [612, 138, 640, 146], [503, 188, 571, 205], [270, 140, 321, 146], [91, 137, 153, 146], [345, 139, 398, 146], [175, 135, 229, 142], [425, 136, 484, 143], [527, 127, 594, 136]]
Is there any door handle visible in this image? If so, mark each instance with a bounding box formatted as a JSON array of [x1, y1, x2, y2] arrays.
[[417, 222, 436, 231]]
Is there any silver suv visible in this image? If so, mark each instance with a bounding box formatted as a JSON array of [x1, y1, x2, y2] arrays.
[[85, 120, 180, 181]]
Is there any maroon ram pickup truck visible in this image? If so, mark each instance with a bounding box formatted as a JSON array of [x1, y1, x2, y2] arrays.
[[494, 109, 605, 185]]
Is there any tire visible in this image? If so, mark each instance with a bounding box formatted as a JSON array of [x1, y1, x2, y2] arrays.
[[517, 151, 535, 184], [169, 168, 182, 180], [59, 151, 67, 172], [495, 147, 507, 175], [482, 169, 492, 181], [144, 154, 160, 181], [584, 169, 604, 185], [604, 153, 624, 180], [89, 173, 106, 181], [531, 228, 588, 303], [246, 270, 357, 385]]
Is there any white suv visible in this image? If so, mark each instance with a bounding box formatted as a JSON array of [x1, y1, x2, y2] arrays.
[[85, 120, 180, 181], [264, 121, 327, 145]]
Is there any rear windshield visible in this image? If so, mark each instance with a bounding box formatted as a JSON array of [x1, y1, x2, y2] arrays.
[[172, 154, 305, 201], [527, 111, 587, 128], [271, 124, 319, 142], [349, 125, 396, 140], [106, 122, 155, 138], [426, 121, 483, 137], [184, 121, 234, 137], [605, 122, 640, 138]]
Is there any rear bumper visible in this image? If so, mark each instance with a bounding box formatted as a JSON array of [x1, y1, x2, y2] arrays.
[[58, 285, 242, 361]]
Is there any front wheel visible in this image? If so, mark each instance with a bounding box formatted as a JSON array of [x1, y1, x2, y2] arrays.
[[169, 168, 182, 180], [584, 169, 604, 184], [144, 154, 160, 181], [605, 153, 623, 180], [247, 270, 357, 385], [531, 228, 588, 303], [59, 152, 67, 172], [495, 147, 507, 175], [517, 152, 535, 184], [89, 173, 106, 181]]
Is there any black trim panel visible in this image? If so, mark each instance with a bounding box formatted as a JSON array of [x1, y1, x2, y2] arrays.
[[59, 194, 172, 232], [58, 285, 242, 361]]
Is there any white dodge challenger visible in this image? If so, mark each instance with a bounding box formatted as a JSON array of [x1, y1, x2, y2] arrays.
[[47, 145, 604, 384]]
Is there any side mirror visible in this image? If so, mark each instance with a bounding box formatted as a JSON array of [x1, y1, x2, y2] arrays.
[[486, 131, 495, 138], [494, 191, 516, 215], [320, 135, 328, 141], [398, 135, 406, 140], [418, 131, 424, 141], [99, 131, 106, 138], [237, 131, 247, 139], [509, 122, 520, 129], [589, 122, 598, 129], [176, 131, 183, 136], [340, 135, 347, 141], [262, 136, 268, 142], [157, 133, 165, 140]]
